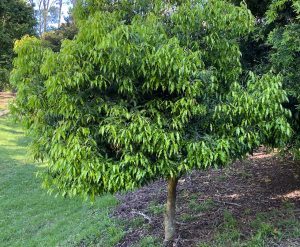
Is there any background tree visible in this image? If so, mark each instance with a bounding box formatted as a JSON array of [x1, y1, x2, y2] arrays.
[[0, 0, 36, 91], [231, 0, 273, 74], [35, 0, 55, 34], [266, 0, 300, 157], [11, 0, 291, 242], [41, 22, 78, 52], [234, 0, 300, 158], [34, 0, 69, 35], [58, 0, 63, 28]]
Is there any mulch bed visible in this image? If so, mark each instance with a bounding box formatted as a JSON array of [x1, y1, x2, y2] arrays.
[[114, 149, 300, 246]]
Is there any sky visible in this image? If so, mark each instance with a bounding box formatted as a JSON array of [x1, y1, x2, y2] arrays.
[[32, 0, 72, 25]]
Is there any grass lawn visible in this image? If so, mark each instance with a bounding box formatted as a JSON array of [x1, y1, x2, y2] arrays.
[[0, 117, 124, 247]]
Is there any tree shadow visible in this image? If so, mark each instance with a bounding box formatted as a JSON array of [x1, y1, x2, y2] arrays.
[[0, 117, 32, 166], [0, 127, 24, 135]]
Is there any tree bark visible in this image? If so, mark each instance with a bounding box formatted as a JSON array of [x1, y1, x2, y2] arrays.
[[38, 0, 43, 36], [58, 0, 62, 28], [164, 177, 178, 243], [43, 9, 47, 33]]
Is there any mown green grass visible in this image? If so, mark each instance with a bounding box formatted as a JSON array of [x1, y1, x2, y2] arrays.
[[0, 117, 124, 247]]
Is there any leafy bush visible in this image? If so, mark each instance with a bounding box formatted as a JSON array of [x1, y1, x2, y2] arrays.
[[266, 0, 300, 158]]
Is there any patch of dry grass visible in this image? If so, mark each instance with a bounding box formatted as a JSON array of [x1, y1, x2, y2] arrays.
[[0, 92, 15, 110]]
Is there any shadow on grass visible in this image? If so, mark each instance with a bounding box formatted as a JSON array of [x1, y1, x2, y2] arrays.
[[0, 127, 24, 135], [0, 117, 29, 164], [0, 116, 124, 247]]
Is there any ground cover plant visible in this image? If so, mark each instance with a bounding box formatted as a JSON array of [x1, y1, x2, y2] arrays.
[[11, 0, 292, 242]]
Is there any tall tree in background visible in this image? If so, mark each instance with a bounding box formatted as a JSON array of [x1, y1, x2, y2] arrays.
[[34, 0, 68, 35], [0, 0, 36, 90], [36, 0, 54, 34], [11, 0, 291, 242], [58, 0, 63, 28]]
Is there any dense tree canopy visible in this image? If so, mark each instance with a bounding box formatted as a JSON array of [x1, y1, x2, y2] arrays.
[[0, 0, 36, 90], [267, 0, 300, 157], [11, 0, 291, 242], [41, 22, 78, 52], [234, 0, 300, 158]]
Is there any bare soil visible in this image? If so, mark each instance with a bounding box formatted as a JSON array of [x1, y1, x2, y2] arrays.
[[0, 92, 14, 114], [114, 149, 300, 246]]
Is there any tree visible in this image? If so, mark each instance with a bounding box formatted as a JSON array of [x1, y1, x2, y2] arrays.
[[58, 0, 63, 28], [35, 0, 55, 34], [41, 22, 77, 52], [0, 0, 36, 91], [230, 0, 273, 74], [266, 0, 300, 157], [235, 0, 300, 158], [34, 0, 68, 35], [11, 0, 291, 242]]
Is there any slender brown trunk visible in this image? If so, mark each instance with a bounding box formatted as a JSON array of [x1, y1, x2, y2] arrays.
[[164, 177, 178, 243]]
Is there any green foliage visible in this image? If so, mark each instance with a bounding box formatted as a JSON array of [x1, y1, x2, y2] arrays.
[[235, 0, 300, 158], [133, 236, 162, 247], [148, 201, 165, 215], [216, 211, 241, 245], [189, 198, 215, 213], [0, 0, 36, 90], [11, 0, 291, 199], [198, 208, 300, 247], [232, 0, 272, 18], [266, 0, 300, 157], [128, 216, 145, 229], [41, 23, 78, 52]]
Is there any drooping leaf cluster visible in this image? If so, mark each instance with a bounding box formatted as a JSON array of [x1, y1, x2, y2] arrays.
[[11, 0, 291, 198], [266, 0, 300, 157], [236, 0, 300, 158]]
